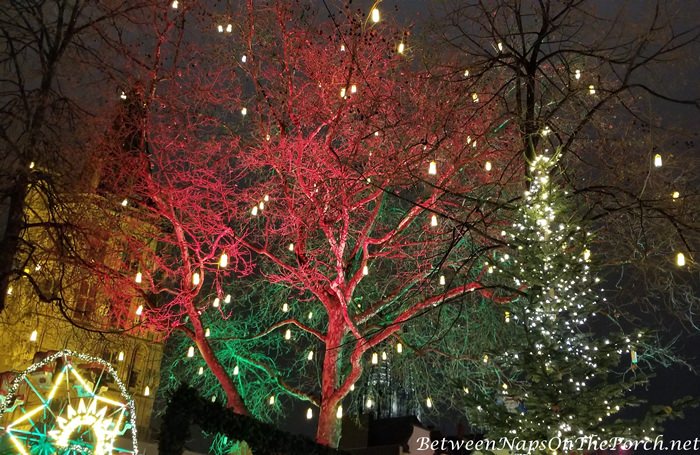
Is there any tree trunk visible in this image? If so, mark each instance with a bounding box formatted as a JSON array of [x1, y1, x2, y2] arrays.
[[0, 177, 29, 313], [316, 314, 345, 447], [195, 335, 248, 415]]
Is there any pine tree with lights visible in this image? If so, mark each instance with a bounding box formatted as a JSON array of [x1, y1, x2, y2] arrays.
[[465, 153, 675, 446]]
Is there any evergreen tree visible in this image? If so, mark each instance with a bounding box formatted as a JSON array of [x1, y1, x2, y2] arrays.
[[466, 153, 671, 447]]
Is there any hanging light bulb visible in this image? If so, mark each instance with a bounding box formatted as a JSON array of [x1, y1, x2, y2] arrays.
[[284, 328, 291, 340], [225, 23, 232, 33], [213, 297, 220, 308], [171, 0, 178, 9], [308, 311, 313, 320], [428, 160, 437, 175], [282, 303, 289, 312], [211, 395, 216, 402], [198, 367, 204, 375], [29, 330, 38, 342], [118, 351, 124, 362], [121, 199, 129, 207], [241, 55, 247, 63], [497, 42, 503, 52], [241, 107, 247, 116], [366, 397, 373, 408], [631, 350, 638, 364], [219, 253, 228, 268], [654, 153, 663, 167], [224, 294, 231, 304], [258, 201, 265, 210], [340, 87, 346, 98], [483, 354, 489, 363], [426, 397, 433, 408], [264, 194, 270, 202], [336, 405, 343, 419], [672, 191, 680, 199], [362, 265, 369, 276], [439, 275, 446, 286], [370, 7, 380, 23], [233, 365, 239, 375], [288, 243, 294, 251], [144, 386, 150, 396], [396, 343, 403, 353], [381, 351, 387, 361], [251, 206, 258, 216], [187, 346, 195, 357], [217, 25, 224, 33], [398, 42, 405, 54], [135, 305, 143, 316], [676, 252, 686, 267], [340, 44, 346, 52], [485, 161, 492, 172], [307, 351, 314, 361], [350, 384, 355, 391], [371, 352, 378, 364], [504, 311, 511, 323], [464, 69, 470, 77], [463, 386, 469, 394], [350, 84, 357, 94], [205, 328, 211, 337], [583, 249, 591, 261], [306, 408, 313, 419], [472, 93, 479, 103], [192, 272, 200, 286], [575, 69, 581, 80], [588, 85, 596, 95], [135, 272, 142, 283], [430, 215, 438, 227], [269, 396, 275, 405]]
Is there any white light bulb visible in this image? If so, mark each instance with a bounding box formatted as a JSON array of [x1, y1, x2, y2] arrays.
[[398, 42, 405, 54], [187, 346, 195, 357], [219, 253, 228, 268], [575, 69, 581, 80], [396, 343, 403, 353], [251, 206, 258, 216], [340, 87, 346, 98], [213, 297, 220, 308], [241, 55, 247, 63], [135, 272, 142, 283], [198, 367, 204, 375], [588, 85, 596, 95], [370, 7, 380, 23], [241, 107, 247, 116], [336, 405, 343, 419], [217, 25, 223, 33], [439, 275, 446, 285], [226, 23, 232, 33], [171, 0, 178, 9], [282, 303, 289, 312], [306, 408, 313, 419], [284, 328, 291, 340], [426, 397, 433, 408], [288, 243, 294, 251], [121, 198, 128, 207], [224, 294, 231, 304], [192, 272, 200, 286], [362, 265, 369, 276], [350, 84, 357, 94], [654, 153, 662, 167], [371, 352, 378, 364], [144, 386, 150, 396], [29, 330, 38, 342], [428, 160, 437, 175], [269, 396, 275, 405], [233, 365, 239, 375], [307, 351, 314, 361], [118, 351, 124, 361], [430, 215, 438, 227], [676, 252, 686, 267], [135, 305, 143, 316], [366, 397, 373, 408], [485, 161, 492, 172], [308, 311, 313, 320], [672, 191, 680, 199]]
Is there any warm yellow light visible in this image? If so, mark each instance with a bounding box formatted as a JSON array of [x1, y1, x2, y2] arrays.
[[371, 352, 378, 364], [205, 328, 211, 337], [428, 160, 437, 175], [505, 311, 510, 323], [654, 154, 662, 167], [472, 93, 479, 102], [251, 206, 258, 216], [135, 305, 143, 316], [483, 354, 489, 363], [121, 199, 128, 207], [583, 249, 591, 261], [118, 351, 124, 362], [588, 85, 596, 95], [366, 397, 373, 408], [430, 215, 438, 227], [370, 7, 380, 23], [336, 405, 343, 419], [29, 330, 38, 342], [217, 25, 224, 33], [439, 275, 446, 286], [144, 385, 150, 396], [187, 346, 195, 357], [485, 161, 492, 172], [497, 42, 503, 52], [340, 44, 346, 52], [463, 69, 469, 77], [362, 265, 369, 276], [224, 294, 231, 304], [308, 311, 313, 320], [350, 84, 357, 94], [381, 351, 387, 361], [284, 328, 291, 340], [426, 397, 433, 408], [288, 243, 295, 251], [213, 297, 220, 308], [135, 272, 142, 283], [398, 42, 405, 54], [225, 23, 232, 33], [192, 272, 200, 286], [396, 343, 403, 353], [575, 69, 581, 80], [219, 253, 228, 268], [233, 365, 239, 375], [340, 87, 346, 98], [463, 386, 469, 394], [269, 396, 275, 405], [264, 194, 270, 202], [307, 351, 314, 361], [198, 367, 204, 375], [672, 191, 680, 199], [306, 408, 313, 419], [29, 161, 35, 169], [676, 252, 686, 267], [282, 303, 289, 312]]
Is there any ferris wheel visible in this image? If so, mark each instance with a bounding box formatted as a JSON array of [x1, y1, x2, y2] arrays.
[[0, 350, 138, 455]]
